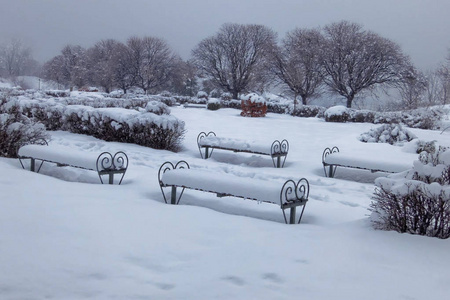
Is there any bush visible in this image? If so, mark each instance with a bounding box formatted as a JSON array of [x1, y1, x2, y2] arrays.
[[0, 106, 49, 158], [415, 140, 437, 154], [240, 93, 267, 117], [359, 124, 417, 145], [197, 91, 208, 100], [324, 106, 349, 122], [221, 92, 232, 101], [288, 104, 326, 118], [1, 95, 185, 152], [207, 99, 221, 111], [370, 146, 450, 239]]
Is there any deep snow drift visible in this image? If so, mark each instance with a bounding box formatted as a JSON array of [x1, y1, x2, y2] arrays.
[[1, 106, 449, 300]]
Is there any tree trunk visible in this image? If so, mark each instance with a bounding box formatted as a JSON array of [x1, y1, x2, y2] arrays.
[[346, 94, 354, 108], [232, 91, 239, 100], [301, 94, 307, 105]]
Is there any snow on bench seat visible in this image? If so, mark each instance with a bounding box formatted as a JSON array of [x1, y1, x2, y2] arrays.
[[158, 161, 309, 224], [322, 146, 414, 178], [197, 131, 289, 168], [19, 144, 101, 170], [18, 144, 128, 184], [161, 168, 284, 205]]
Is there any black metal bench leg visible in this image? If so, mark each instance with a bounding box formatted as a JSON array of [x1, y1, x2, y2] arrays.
[[289, 207, 296, 224], [204, 147, 210, 159], [329, 166, 336, 178], [277, 156, 281, 168], [109, 173, 114, 185], [30, 158, 35, 172], [171, 186, 177, 205]]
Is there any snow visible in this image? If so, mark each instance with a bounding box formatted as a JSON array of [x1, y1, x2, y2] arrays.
[[1, 107, 450, 299], [324, 105, 348, 117], [241, 92, 266, 104], [198, 136, 276, 155], [161, 168, 288, 205], [18, 144, 115, 171], [323, 143, 417, 173]]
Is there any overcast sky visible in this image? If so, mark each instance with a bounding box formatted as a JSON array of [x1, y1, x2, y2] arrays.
[[0, 0, 449, 70]]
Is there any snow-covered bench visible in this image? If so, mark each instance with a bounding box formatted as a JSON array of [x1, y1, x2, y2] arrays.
[[197, 131, 289, 168], [322, 146, 412, 178], [18, 142, 128, 184], [158, 160, 309, 224]]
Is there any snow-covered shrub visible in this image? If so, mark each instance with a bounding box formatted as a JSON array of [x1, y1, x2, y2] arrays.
[[221, 92, 232, 101], [288, 104, 326, 118], [3, 96, 185, 152], [221, 99, 241, 109], [209, 89, 221, 98], [197, 91, 208, 100], [207, 98, 221, 111], [0, 104, 49, 158], [159, 91, 172, 97], [370, 146, 450, 239], [359, 124, 417, 145], [240, 93, 267, 117], [267, 102, 287, 114], [143, 101, 171, 115], [157, 95, 178, 107], [415, 140, 437, 155], [44, 90, 70, 97], [348, 109, 376, 123], [324, 106, 349, 122], [401, 108, 445, 130]]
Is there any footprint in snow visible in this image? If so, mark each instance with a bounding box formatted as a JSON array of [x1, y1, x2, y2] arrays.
[[221, 275, 246, 286], [261, 272, 284, 284]]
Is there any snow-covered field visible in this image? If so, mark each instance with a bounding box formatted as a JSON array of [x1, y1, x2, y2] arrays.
[[1, 107, 449, 300]]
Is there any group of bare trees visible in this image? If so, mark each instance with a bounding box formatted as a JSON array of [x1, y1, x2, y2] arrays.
[[192, 21, 450, 109], [42, 37, 186, 94], [193, 21, 412, 108], [3, 20, 449, 109]]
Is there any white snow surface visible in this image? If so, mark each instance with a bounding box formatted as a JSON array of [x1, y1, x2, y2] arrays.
[[161, 168, 291, 205], [1, 107, 450, 300], [324, 105, 348, 117], [198, 136, 274, 154], [323, 144, 416, 173], [18, 144, 113, 170]]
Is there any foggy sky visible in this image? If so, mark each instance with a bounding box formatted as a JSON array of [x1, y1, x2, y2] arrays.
[[0, 0, 449, 70]]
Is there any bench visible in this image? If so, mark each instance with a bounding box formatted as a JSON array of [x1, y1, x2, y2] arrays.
[[197, 131, 289, 168], [322, 146, 412, 178], [158, 160, 309, 224], [18, 142, 128, 184]]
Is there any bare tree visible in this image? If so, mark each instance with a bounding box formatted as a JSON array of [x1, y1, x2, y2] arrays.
[[0, 38, 38, 78], [397, 66, 427, 109], [170, 59, 198, 96], [268, 28, 324, 107], [112, 42, 134, 94], [424, 70, 443, 106], [436, 52, 450, 104], [127, 36, 177, 94], [59, 44, 88, 89], [42, 55, 66, 88], [321, 21, 409, 108], [87, 39, 123, 93], [191, 23, 277, 99]]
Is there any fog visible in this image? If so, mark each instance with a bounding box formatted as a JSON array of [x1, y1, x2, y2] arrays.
[[0, 0, 449, 70]]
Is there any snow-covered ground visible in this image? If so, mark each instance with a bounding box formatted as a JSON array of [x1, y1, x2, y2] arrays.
[[1, 107, 449, 300]]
